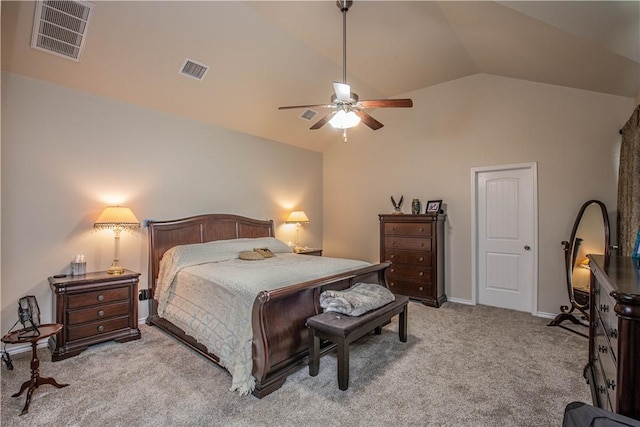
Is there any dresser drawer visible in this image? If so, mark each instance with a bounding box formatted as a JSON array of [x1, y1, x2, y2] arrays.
[[384, 222, 433, 237], [388, 280, 433, 298], [385, 237, 432, 251], [387, 265, 432, 283], [594, 355, 614, 413], [385, 250, 432, 266], [68, 287, 130, 309], [67, 316, 130, 341], [68, 301, 130, 325]]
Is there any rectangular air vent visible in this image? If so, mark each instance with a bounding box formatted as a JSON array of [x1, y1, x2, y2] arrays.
[[179, 58, 210, 81], [300, 109, 318, 121], [31, 0, 94, 62]]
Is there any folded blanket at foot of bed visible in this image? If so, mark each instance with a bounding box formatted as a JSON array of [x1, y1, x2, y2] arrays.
[[319, 282, 395, 316]]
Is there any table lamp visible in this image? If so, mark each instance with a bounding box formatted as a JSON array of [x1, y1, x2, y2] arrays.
[[286, 211, 309, 250], [94, 206, 140, 274]]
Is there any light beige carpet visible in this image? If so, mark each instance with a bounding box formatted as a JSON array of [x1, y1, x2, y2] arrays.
[[1, 302, 590, 426]]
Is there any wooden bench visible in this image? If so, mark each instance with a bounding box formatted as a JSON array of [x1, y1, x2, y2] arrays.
[[306, 295, 409, 390]]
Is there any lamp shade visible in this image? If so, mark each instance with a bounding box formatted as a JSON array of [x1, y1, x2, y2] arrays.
[[286, 211, 309, 224], [94, 206, 140, 230]]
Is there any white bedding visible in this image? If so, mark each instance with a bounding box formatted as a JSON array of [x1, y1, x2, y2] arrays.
[[155, 237, 370, 395]]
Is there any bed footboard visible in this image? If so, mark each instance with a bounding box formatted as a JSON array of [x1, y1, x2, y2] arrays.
[[250, 262, 391, 397]]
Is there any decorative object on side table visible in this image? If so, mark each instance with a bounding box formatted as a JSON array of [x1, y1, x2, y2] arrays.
[[48, 270, 141, 361], [286, 211, 310, 250], [2, 323, 69, 416], [425, 200, 442, 215], [411, 199, 421, 215], [295, 248, 323, 256], [390, 195, 404, 214], [93, 206, 140, 275]]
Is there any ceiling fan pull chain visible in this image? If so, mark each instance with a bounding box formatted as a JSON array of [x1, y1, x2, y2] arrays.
[[343, 129, 348, 143], [341, 1, 349, 84]]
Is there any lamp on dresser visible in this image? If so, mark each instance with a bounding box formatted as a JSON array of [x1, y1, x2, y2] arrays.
[[94, 206, 140, 275]]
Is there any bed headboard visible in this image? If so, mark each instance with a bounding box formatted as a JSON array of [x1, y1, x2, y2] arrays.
[[147, 214, 274, 295]]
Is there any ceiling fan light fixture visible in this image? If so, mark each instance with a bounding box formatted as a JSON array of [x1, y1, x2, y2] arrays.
[[329, 110, 361, 129]]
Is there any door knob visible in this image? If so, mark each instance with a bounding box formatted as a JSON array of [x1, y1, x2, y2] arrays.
[[524, 245, 531, 251]]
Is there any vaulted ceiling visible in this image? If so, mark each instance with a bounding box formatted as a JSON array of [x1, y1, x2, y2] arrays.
[[2, 1, 639, 152]]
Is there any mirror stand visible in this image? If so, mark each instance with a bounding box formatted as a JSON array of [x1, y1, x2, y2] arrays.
[[548, 200, 610, 338]]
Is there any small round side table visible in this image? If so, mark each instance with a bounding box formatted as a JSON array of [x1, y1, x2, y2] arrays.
[[1, 323, 69, 416]]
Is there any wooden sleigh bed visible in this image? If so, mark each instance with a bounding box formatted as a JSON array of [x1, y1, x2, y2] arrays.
[[146, 213, 390, 397]]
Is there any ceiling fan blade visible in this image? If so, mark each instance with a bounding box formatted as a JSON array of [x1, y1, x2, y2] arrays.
[[310, 111, 337, 130], [279, 103, 334, 110], [333, 82, 351, 102], [358, 99, 413, 109], [355, 110, 384, 130]]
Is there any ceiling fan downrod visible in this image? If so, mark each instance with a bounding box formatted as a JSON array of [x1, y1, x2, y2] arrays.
[[337, 1, 353, 85]]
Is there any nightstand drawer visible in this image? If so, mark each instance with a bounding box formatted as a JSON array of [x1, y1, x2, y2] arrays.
[[384, 222, 433, 237], [68, 287, 129, 309], [385, 237, 432, 251], [68, 301, 130, 325], [67, 316, 130, 341]]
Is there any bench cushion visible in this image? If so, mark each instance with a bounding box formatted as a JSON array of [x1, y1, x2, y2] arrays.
[[306, 295, 409, 338]]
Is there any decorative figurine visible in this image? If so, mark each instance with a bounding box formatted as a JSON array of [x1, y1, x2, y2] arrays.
[[391, 195, 404, 214]]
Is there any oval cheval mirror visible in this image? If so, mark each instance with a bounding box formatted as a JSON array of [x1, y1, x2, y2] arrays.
[[548, 200, 610, 337]]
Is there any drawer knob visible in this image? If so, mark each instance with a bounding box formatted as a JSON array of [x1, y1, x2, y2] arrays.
[[390, 254, 395, 259], [419, 242, 424, 247], [419, 257, 424, 262], [97, 294, 105, 302], [391, 241, 396, 245], [390, 268, 395, 273], [97, 325, 105, 332], [391, 227, 395, 231], [390, 283, 395, 287], [419, 272, 424, 277], [97, 310, 105, 317], [419, 287, 424, 291], [419, 228, 424, 232]]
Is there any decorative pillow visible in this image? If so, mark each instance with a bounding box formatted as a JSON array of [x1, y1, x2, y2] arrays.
[[253, 247, 275, 258], [239, 251, 265, 261]]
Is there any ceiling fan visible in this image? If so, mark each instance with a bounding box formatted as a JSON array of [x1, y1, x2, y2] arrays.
[[278, 0, 413, 142]]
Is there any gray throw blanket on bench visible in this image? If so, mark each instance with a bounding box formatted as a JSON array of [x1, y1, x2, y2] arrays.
[[320, 283, 396, 316]]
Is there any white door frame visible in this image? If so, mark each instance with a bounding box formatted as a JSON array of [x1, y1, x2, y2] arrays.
[[471, 162, 539, 315]]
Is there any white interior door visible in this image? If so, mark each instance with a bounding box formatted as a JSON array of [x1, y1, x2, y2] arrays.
[[472, 163, 537, 313]]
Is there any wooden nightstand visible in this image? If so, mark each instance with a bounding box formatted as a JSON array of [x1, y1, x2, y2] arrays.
[[295, 248, 323, 256], [48, 270, 141, 361]]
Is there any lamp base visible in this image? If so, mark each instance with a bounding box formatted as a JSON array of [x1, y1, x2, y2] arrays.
[[106, 262, 125, 275]]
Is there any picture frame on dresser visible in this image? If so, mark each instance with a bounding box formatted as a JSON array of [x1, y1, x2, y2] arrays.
[[425, 200, 442, 214]]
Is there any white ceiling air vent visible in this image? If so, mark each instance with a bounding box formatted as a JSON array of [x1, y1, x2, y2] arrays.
[[31, 0, 94, 62], [179, 59, 209, 81], [300, 109, 318, 121]]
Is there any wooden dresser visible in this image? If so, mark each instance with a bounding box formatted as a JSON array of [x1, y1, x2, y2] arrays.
[[379, 214, 446, 307], [585, 255, 640, 420], [48, 270, 141, 361]]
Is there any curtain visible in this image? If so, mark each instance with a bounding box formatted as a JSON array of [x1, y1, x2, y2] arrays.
[[617, 104, 640, 256]]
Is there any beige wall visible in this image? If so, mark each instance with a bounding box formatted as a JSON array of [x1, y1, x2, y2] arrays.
[[1, 72, 323, 330], [323, 74, 634, 315]]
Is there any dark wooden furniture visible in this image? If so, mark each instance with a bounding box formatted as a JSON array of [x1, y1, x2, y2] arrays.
[[306, 295, 409, 390], [585, 255, 640, 420], [379, 214, 446, 307], [48, 270, 141, 361], [296, 248, 323, 256], [146, 213, 391, 398], [2, 324, 69, 415]]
